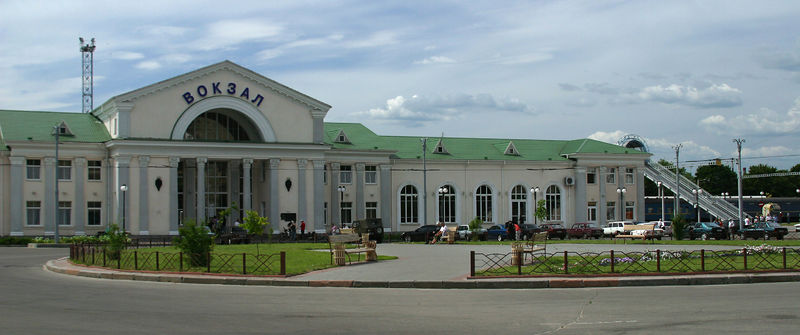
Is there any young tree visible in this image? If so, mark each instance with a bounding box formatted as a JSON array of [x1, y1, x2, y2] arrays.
[[240, 210, 270, 254]]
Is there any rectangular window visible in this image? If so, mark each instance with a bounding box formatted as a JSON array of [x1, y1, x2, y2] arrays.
[[26, 201, 41, 226], [625, 201, 635, 220], [587, 201, 597, 222], [340, 202, 352, 225], [26, 159, 41, 180], [625, 168, 634, 184], [586, 168, 596, 184], [606, 168, 616, 184], [606, 201, 616, 221], [323, 165, 328, 185], [365, 165, 377, 184], [58, 201, 71, 226], [340, 165, 352, 184], [324, 202, 328, 227], [88, 160, 102, 181], [58, 160, 72, 181], [87, 202, 102, 226], [366, 202, 378, 219]]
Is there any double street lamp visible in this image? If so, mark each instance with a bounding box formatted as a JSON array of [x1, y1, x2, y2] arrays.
[[692, 188, 702, 222], [657, 181, 664, 221], [337, 185, 346, 226], [530, 187, 540, 225], [616, 187, 627, 220], [438, 186, 449, 224]]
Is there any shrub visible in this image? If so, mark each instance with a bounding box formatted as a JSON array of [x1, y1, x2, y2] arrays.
[[0, 237, 34, 245], [469, 218, 483, 241], [672, 214, 688, 240], [100, 224, 129, 260], [174, 219, 214, 266]]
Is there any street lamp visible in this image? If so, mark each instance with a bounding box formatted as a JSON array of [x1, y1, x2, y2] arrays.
[[657, 181, 664, 221], [120, 184, 128, 233], [530, 187, 540, 225], [337, 185, 346, 226], [438, 186, 449, 224], [616, 187, 627, 220], [692, 188, 702, 222], [760, 191, 765, 197], [53, 125, 60, 243]]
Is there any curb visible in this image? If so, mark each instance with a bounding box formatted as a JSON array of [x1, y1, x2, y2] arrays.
[[45, 258, 800, 289]]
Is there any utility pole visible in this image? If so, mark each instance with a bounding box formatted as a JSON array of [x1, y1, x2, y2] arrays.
[[54, 125, 60, 243], [673, 144, 682, 220], [734, 138, 745, 230]]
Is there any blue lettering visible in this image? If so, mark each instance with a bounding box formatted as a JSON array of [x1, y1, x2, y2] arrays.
[[212, 82, 222, 94], [197, 85, 207, 97], [227, 83, 236, 95], [182, 92, 194, 104], [251, 94, 264, 106], [240, 87, 250, 100]]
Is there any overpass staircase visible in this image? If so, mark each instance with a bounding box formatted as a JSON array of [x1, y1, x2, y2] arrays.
[[643, 161, 743, 220]]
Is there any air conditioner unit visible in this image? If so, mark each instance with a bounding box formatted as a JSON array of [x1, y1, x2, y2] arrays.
[[564, 176, 575, 186]]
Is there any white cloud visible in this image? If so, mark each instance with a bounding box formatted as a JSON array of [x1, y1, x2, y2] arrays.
[[638, 83, 742, 108], [741, 146, 793, 158], [194, 19, 284, 51], [414, 56, 455, 65], [344, 31, 399, 48], [700, 97, 800, 135], [588, 131, 721, 164], [353, 93, 534, 126], [111, 51, 144, 60], [136, 61, 161, 70]]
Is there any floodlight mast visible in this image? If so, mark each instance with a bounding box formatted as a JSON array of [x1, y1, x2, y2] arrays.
[[80, 37, 96, 114]]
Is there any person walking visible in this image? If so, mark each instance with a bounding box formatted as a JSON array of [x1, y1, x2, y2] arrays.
[[514, 221, 521, 241], [288, 220, 297, 241], [300, 220, 306, 239]]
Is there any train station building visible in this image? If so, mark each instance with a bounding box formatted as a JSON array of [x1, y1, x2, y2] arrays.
[[0, 61, 650, 237]]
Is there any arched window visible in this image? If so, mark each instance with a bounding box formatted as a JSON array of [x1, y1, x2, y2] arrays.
[[545, 185, 561, 220], [437, 185, 455, 224], [399, 185, 419, 224], [475, 185, 493, 223], [184, 109, 258, 141], [510, 185, 527, 223]]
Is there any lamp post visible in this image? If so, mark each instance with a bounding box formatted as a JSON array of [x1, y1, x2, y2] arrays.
[[337, 185, 346, 225], [120, 184, 128, 233], [53, 125, 60, 243], [657, 181, 664, 221], [734, 138, 745, 230], [438, 186, 449, 224], [530, 187, 540, 225], [420, 138, 428, 227], [673, 144, 682, 220], [616, 187, 627, 220], [692, 188, 702, 222]]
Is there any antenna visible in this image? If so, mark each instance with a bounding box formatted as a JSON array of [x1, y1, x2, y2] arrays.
[[79, 37, 96, 113]]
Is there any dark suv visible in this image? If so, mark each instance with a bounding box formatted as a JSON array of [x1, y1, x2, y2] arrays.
[[351, 218, 385, 243]]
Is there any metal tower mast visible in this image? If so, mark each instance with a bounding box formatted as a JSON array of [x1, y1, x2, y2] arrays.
[[79, 37, 96, 113]]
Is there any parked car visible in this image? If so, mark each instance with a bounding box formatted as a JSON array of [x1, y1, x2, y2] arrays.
[[602, 221, 635, 236], [486, 225, 510, 241], [739, 221, 789, 240], [400, 225, 439, 242], [540, 223, 567, 240], [795, 223, 800, 232], [456, 224, 487, 240], [631, 223, 664, 240], [519, 224, 542, 240], [567, 223, 603, 239], [351, 218, 384, 243], [684, 222, 726, 240]]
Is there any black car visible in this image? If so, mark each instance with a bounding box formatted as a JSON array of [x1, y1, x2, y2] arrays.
[[739, 221, 789, 240], [540, 223, 567, 240], [400, 225, 439, 242], [519, 224, 542, 240], [685, 222, 726, 240], [351, 218, 385, 243]]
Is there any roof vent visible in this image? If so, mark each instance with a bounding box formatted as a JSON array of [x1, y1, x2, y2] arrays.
[[504, 141, 520, 156], [334, 130, 351, 144], [52, 121, 74, 137]]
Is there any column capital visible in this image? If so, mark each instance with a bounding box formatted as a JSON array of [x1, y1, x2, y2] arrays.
[[169, 156, 181, 168], [598, 166, 607, 172], [44, 157, 57, 165], [138, 155, 150, 167], [355, 163, 365, 171], [575, 166, 587, 173], [297, 159, 308, 169], [269, 158, 280, 169], [379, 164, 392, 172], [242, 158, 254, 167], [196, 157, 208, 165], [115, 156, 132, 166], [310, 108, 326, 119], [331, 162, 341, 171], [312, 160, 326, 169], [9, 156, 25, 165]]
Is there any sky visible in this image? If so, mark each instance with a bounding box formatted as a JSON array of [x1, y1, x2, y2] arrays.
[[2, 0, 800, 171]]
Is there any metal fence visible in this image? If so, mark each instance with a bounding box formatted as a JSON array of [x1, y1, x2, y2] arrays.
[[70, 244, 286, 276], [470, 246, 800, 277]]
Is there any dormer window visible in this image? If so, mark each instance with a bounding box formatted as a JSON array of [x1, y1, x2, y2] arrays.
[[432, 139, 448, 154], [504, 141, 520, 156], [334, 130, 351, 144], [53, 121, 74, 137]]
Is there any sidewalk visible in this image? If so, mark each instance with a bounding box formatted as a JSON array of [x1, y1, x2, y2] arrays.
[[45, 243, 800, 289]]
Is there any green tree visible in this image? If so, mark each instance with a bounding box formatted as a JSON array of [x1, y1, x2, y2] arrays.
[[672, 214, 688, 240], [100, 224, 129, 260], [744, 164, 778, 196], [534, 199, 547, 223], [695, 164, 737, 196], [174, 219, 214, 266], [240, 210, 271, 254], [468, 217, 483, 241]]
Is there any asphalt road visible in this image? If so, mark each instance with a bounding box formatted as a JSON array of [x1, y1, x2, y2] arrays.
[[2, 247, 799, 334]]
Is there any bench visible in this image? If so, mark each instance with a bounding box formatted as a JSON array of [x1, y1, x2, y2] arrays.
[[437, 226, 457, 244], [512, 232, 548, 264], [614, 224, 655, 243], [327, 233, 377, 265]]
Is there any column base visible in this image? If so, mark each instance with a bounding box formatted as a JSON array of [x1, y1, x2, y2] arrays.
[[169, 230, 179, 236], [10, 231, 24, 236], [138, 230, 150, 235]]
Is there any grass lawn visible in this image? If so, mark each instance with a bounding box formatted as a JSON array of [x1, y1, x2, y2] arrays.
[[72, 243, 396, 276]]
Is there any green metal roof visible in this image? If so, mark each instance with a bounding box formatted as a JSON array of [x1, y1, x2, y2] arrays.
[[324, 122, 648, 161], [0, 110, 111, 150]]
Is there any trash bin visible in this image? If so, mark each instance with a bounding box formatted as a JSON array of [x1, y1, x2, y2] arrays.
[[334, 243, 346, 265], [511, 242, 523, 265]]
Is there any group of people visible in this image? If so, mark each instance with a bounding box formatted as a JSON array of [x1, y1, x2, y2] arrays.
[[504, 220, 524, 241], [284, 220, 307, 240]]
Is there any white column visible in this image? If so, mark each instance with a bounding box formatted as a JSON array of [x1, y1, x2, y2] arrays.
[[242, 158, 253, 212], [138, 156, 150, 235], [196, 157, 207, 223], [169, 157, 180, 235]]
